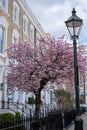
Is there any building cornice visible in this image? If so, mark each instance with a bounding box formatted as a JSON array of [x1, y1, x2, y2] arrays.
[[17, 0, 46, 37]]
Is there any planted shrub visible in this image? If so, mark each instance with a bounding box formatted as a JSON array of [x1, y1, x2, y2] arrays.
[[0, 113, 15, 129], [0, 113, 14, 121], [0, 112, 26, 130], [15, 112, 21, 120]]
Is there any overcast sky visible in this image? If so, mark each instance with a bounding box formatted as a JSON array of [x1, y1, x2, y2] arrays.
[[25, 0, 87, 44]]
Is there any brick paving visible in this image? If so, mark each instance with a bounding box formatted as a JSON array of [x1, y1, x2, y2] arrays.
[[67, 112, 87, 130]]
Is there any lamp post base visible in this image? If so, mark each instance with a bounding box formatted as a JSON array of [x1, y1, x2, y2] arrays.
[[74, 116, 83, 130]]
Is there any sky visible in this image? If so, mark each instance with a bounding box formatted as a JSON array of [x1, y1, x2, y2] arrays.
[[25, 0, 87, 44]]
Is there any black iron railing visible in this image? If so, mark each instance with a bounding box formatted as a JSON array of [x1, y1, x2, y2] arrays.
[[0, 100, 86, 130]]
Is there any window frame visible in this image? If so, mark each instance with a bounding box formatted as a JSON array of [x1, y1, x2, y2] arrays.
[[0, 16, 8, 56], [36, 33, 41, 45], [0, 26, 6, 54], [23, 15, 28, 35], [30, 24, 34, 42], [12, 29, 19, 44], [0, 0, 8, 13], [13, 1, 19, 25]]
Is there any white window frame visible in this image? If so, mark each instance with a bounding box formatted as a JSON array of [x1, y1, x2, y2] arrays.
[[0, 16, 8, 56], [12, 29, 19, 64], [0, 26, 5, 54], [36, 33, 40, 45], [0, 65, 4, 87], [30, 24, 34, 42], [13, 36, 18, 44], [12, 29, 19, 44], [13, 1, 19, 25], [23, 15, 28, 35], [0, 0, 8, 13]]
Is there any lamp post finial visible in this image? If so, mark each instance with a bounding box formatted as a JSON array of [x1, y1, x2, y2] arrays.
[[72, 8, 76, 15]]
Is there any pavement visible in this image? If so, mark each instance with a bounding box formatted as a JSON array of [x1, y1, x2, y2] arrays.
[[67, 112, 87, 130]]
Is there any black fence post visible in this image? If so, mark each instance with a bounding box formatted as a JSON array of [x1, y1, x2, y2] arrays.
[[2, 100, 4, 109], [30, 120, 39, 130], [30, 109, 32, 121], [7, 99, 9, 109], [22, 106, 24, 112], [17, 100, 19, 109]]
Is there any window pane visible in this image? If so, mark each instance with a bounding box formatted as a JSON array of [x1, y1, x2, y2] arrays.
[[23, 17, 28, 34], [0, 26, 5, 54], [30, 26, 34, 42], [13, 36, 17, 44], [2, 0, 6, 9], [23, 19, 26, 32], [13, 5, 18, 24], [14, 8, 16, 21]]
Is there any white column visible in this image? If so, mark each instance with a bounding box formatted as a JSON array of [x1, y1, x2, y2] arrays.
[[22, 92, 26, 103], [4, 84, 8, 101], [0, 90, 2, 108], [13, 90, 18, 102]]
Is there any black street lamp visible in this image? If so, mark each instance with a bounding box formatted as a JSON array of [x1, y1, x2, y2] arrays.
[[65, 8, 83, 130]]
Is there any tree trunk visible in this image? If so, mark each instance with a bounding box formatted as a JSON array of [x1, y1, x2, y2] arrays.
[[35, 91, 41, 117], [34, 77, 49, 117]]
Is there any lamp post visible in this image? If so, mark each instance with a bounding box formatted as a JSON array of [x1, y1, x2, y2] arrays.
[[65, 8, 83, 130]]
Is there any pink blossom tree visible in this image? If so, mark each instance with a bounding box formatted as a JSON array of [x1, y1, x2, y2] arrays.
[[6, 37, 87, 114]]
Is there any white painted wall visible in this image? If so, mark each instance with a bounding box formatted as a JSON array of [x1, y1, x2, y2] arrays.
[[85, 90, 87, 104], [0, 61, 5, 104], [13, 90, 18, 102], [41, 90, 51, 105], [0, 91, 2, 108], [21, 92, 26, 103], [4, 84, 8, 101]]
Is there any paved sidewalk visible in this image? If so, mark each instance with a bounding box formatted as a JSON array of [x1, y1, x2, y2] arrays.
[[67, 112, 87, 130]]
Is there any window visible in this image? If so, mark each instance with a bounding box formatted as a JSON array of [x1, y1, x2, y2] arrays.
[[30, 24, 34, 42], [2, 0, 6, 9], [0, 0, 8, 12], [36, 33, 40, 45], [23, 19, 26, 32], [13, 2, 19, 25], [12, 30, 19, 63], [23, 15, 28, 34], [13, 36, 18, 44], [0, 26, 5, 54], [0, 16, 8, 56], [12, 29, 19, 44]]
